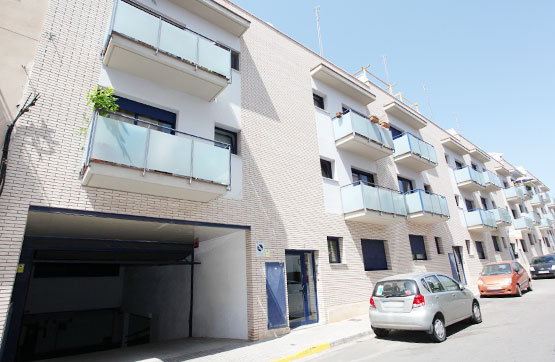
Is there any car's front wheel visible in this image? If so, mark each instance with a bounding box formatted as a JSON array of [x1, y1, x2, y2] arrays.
[[372, 327, 389, 338], [471, 301, 482, 324], [429, 316, 446, 343]]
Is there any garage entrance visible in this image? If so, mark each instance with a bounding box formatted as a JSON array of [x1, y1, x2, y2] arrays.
[[2, 207, 249, 362]]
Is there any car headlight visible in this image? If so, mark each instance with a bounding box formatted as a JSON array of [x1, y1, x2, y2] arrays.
[[530, 266, 535, 271], [502, 278, 512, 286], [477, 279, 484, 286]]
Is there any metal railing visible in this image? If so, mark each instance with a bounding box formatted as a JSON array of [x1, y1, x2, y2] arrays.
[[392, 132, 437, 165], [513, 217, 535, 230], [332, 109, 394, 151], [539, 218, 553, 229], [340, 181, 407, 217], [491, 208, 512, 225], [524, 212, 541, 225], [482, 170, 503, 189], [404, 189, 449, 217], [84, 112, 232, 187], [504, 186, 525, 201], [454, 166, 486, 187], [104, 0, 232, 80], [464, 209, 497, 229], [530, 194, 545, 205]]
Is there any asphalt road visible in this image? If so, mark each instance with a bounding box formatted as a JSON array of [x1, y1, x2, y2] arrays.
[[306, 278, 555, 362]]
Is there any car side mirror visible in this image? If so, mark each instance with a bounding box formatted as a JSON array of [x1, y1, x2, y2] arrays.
[[458, 283, 465, 290]]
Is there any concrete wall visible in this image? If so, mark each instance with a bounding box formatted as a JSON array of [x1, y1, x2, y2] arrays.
[[193, 230, 248, 340]]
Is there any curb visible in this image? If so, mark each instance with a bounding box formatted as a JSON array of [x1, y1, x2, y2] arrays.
[[270, 330, 373, 362]]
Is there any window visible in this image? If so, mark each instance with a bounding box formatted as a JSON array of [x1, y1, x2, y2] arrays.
[[424, 275, 444, 293], [437, 275, 460, 291], [519, 204, 526, 213], [465, 199, 474, 211], [327, 237, 341, 263], [455, 160, 463, 169], [398, 176, 414, 193], [313, 93, 325, 109], [475, 241, 486, 259], [320, 159, 333, 179], [352, 168, 374, 185], [113, 96, 176, 134], [465, 240, 471, 254], [510, 243, 518, 258], [492, 236, 500, 252], [424, 184, 432, 193], [231, 49, 240, 71], [471, 163, 478, 171], [501, 237, 507, 249], [455, 195, 460, 207], [544, 237, 551, 248], [409, 235, 427, 260], [511, 208, 517, 218], [215, 127, 238, 154], [503, 181, 509, 188], [389, 125, 403, 138], [492, 200, 497, 209], [480, 197, 488, 210], [444, 154, 449, 164], [434, 237, 443, 254], [520, 239, 528, 252], [361, 239, 388, 271], [528, 233, 535, 245]]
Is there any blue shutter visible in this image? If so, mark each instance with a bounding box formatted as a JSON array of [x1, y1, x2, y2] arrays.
[[409, 235, 427, 259], [265, 262, 287, 329], [361, 239, 388, 271]]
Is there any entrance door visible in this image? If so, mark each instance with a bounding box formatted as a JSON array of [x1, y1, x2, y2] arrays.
[[452, 246, 467, 285], [448, 253, 460, 282], [285, 251, 318, 328]]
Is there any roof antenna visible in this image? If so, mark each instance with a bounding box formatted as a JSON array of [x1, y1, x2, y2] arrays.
[[382, 55, 390, 85], [422, 84, 435, 121], [454, 113, 461, 134], [315, 6, 323, 57]]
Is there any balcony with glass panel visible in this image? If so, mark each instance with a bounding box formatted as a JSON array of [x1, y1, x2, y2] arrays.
[[81, 113, 231, 202], [530, 194, 545, 207], [340, 181, 406, 224], [102, 0, 232, 101], [392, 133, 437, 172], [404, 190, 449, 223], [538, 218, 553, 230], [547, 197, 555, 210], [463, 209, 497, 232], [504, 186, 526, 204], [513, 217, 535, 231], [491, 208, 512, 226], [483, 170, 503, 193], [332, 110, 394, 161], [454, 166, 486, 192], [524, 212, 541, 226]]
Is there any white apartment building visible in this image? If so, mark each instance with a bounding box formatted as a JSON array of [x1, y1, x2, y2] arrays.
[[0, 0, 553, 360]]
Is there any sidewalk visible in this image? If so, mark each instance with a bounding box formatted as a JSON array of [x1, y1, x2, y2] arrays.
[[41, 315, 372, 362]]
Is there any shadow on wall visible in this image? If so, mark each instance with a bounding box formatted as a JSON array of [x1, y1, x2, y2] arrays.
[[0, 89, 14, 148]]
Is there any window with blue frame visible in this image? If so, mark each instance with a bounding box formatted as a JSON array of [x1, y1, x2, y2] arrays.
[[521, 239, 528, 252], [528, 233, 535, 245], [409, 235, 428, 260], [352, 168, 374, 185], [112, 96, 176, 134], [492, 236, 501, 252], [361, 239, 388, 271], [475, 241, 486, 259], [397, 176, 413, 193], [435, 237, 443, 254], [389, 125, 403, 138], [327, 237, 341, 263]]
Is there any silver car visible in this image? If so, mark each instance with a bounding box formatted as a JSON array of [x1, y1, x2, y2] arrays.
[[369, 273, 482, 342]]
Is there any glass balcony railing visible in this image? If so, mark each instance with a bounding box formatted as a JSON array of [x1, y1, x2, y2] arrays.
[[392, 133, 437, 164], [454, 166, 486, 187], [491, 208, 512, 225], [539, 218, 553, 229], [520, 186, 534, 199], [483, 170, 503, 189], [84, 113, 231, 186], [106, 0, 231, 80], [341, 181, 406, 217], [464, 209, 497, 229], [504, 186, 525, 201], [404, 189, 449, 217], [524, 212, 541, 225], [333, 110, 395, 150], [513, 217, 535, 230], [530, 194, 544, 205]]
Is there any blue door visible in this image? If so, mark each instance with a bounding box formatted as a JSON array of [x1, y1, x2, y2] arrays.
[[452, 246, 467, 285], [448, 253, 460, 282], [266, 262, 287, 329], [285, 251, 319, 328]]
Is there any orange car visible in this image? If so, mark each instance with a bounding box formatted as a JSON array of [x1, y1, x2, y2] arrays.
[[477, 261, 532, 297]]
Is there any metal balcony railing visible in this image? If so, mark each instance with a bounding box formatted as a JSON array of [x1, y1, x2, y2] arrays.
[[513, 217, 535, 230], [404, 189, 449, 217], [392, 133, 437, 164], [491, 208, 512, 225], [341, 181, 406, 217], [454, 166, 486, 187], [333, 110, 395, 150], [464, 209, 497, 229], [483, 170, 503, 189], [504, 186, 525, 201]]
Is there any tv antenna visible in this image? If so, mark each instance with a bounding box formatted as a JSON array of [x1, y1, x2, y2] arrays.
[[315, 6, 323, 57]]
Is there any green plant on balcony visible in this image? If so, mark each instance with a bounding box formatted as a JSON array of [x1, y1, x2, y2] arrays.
[[86, 86, 119, 116]]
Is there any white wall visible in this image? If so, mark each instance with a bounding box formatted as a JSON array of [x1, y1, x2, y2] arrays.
[[193, 230, 248, 340]]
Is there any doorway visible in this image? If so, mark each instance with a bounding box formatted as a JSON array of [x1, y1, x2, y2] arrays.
[[285, 251, 318, 328], [452, 246, 467, 285]]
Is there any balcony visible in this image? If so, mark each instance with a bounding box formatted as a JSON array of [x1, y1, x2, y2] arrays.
[[341, 182, 406, 224], [332, 110, 394, 160], [454, 166, 486, 192], [521, 186, 533, 200], [547, 197, 555, 210], [538, 218, 553, 230], [513, 217, 535, 231], [82, 113, 231, 202], [504, 186, 525, 204], [404, 190, 449, 224], [530, 194, 545, 207], [392, 133, 437, 172], [464, 209, 497, 232], [483, 170, 503, 192], [102, 0, 232, 101], [491, 208, 512, 226], [524, 213, 541, 226]]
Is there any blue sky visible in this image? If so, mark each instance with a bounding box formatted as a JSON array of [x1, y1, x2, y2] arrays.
[[233, 0, 555, 188]]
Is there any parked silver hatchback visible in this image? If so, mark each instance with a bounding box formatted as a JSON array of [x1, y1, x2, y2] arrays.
[[369, 273, 481, 342]]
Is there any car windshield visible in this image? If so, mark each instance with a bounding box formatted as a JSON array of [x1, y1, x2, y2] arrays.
[[481, 264, 512, 276], [532, 256, 555, 264], [373, 280, 419, 297]]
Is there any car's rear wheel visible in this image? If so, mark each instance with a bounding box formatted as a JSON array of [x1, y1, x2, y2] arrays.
[[372, 327, 389, 338], [515, 284, 522, 297], [527, 279, 533, 292], [429, 316, 446, 343], [471, 301, 482, 324]]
